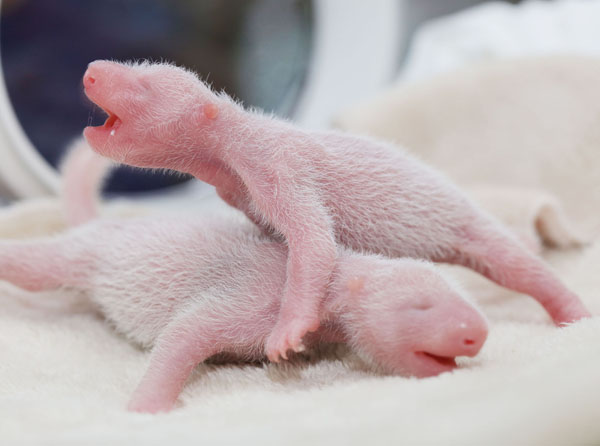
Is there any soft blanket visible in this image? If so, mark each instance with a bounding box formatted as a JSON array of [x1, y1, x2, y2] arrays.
[[2, 56, 600, 445]]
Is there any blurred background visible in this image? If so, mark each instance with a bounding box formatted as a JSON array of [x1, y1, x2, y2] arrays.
[[0, 0, 598, 202]]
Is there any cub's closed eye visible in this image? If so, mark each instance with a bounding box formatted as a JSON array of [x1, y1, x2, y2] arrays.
[[413, 303, 433, 311]]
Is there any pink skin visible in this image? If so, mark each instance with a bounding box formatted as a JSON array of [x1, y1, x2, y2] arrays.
[[0, 143, 487, 414], [82, 60, 590, 361], [60, 139, 111, 225], [0, 218, 487, 413]]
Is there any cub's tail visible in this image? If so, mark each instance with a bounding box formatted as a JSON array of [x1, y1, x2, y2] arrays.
[[59, 138, 113, 226]]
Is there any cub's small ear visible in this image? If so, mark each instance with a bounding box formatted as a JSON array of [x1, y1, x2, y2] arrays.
[[346, 276, 366, 295], [192, 103, 219, 124], [203, 103, 219, 120]]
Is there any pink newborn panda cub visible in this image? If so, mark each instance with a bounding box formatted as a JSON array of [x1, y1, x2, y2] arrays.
[[81, 60, 587, 363], [0, 143, 488, 413]]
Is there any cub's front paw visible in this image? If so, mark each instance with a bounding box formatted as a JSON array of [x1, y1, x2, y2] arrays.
[[265, 316, 320, 362]]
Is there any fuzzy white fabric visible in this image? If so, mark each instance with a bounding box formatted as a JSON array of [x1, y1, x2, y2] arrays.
[[3, 56, 600, 445]]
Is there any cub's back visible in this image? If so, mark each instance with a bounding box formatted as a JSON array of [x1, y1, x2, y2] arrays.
[[79, 217, 286, 347], [316, 131, 477, 258]]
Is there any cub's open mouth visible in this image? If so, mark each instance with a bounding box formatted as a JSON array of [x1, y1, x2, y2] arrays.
[[85, 106, 122, 134], [104, 112, 121, 129], [83, 104, 123, 144], [416, 351, 457, 368]]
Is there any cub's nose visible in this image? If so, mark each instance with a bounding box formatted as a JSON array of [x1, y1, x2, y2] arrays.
[[419, 302, 489, 359], [83, 70, 96, 90], [445, 315, 488, 357], [83, 61, 113, 90]]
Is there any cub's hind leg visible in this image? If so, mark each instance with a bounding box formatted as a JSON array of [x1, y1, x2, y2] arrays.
[[0, 236, 88, 292]]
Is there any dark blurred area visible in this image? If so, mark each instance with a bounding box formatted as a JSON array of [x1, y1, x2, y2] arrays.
[[0, 0, 313, 193]]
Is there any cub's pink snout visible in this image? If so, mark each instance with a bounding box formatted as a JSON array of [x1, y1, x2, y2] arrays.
[[83, 61, 131, 153], [420, 302, 488, 359], [392, 293, 489, 378], [83, 62, 106, 92], [83, 61, 132, 97], [83, 71, 96, 89], [439, 313, 488, 358]]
